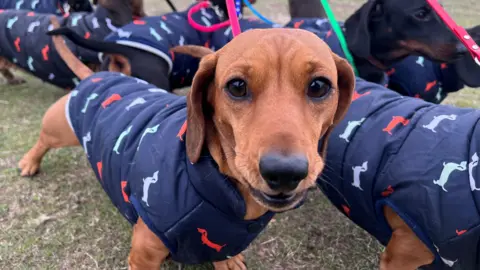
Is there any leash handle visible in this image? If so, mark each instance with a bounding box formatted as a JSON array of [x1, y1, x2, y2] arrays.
[[320, 0, 359, 75], [187, 1, 242, 37], [426, 0, 480, 66]]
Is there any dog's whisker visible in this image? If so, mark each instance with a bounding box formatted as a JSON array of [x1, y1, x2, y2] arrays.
[[316, 176, 350, 207]]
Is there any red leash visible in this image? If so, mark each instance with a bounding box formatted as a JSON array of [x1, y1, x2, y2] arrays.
[[188, 0, 242, 37], [426, 0, 480, 66]]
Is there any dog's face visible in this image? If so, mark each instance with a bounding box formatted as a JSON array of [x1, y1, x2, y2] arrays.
[[182, 29, 355, 212], [346, 0, 465, 66]]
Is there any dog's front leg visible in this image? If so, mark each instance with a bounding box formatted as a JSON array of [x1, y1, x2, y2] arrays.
[[212, 254, 247, 270], [379, 206, 434, 270], [128, 218, 170, 270]]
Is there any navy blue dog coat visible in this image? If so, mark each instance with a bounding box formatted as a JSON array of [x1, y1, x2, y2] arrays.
[[319, 77, 480, 269], [388, 56, 465, 104], [0, 7, 118, 89], [65, 72, 274, 264], [0, 0, 68, 15]]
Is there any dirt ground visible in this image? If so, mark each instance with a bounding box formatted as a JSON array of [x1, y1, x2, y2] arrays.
[[1, 0, 479, 269]]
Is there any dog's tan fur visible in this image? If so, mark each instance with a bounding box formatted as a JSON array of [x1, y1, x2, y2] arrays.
[[19, 17, 359, 268]]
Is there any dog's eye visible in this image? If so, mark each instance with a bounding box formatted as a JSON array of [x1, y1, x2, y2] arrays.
[[225, 79, 248, 99], [307, 78, 332, 100], [413, 8, 431, 21]]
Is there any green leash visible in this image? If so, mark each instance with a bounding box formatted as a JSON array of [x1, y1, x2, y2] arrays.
[[320, 0, 359, 76]]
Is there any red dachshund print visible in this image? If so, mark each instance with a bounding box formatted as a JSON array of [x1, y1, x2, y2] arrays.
[[101, 93, 122, 108], [342, 205, 350, 216], [121, 181, 130, 203], [41, 45, 49, 61], [425, 80, 437, 92], [133, 20, 146, 25], [382, 116, 410, 135], [326, 29, 333, 38], [386, 68, 395, 76], [97, 161, 103, 180], [197, 228, 226, 252], [204, 40, 210, 48], [293, 20, 304, 29], [177, 120, 187, 141], [456, 229, 467, 236], [27, 12, 35, 16], [440, 63, 448, 69], [91, 78, 103, 83], [352, 90, 371, 101], [14, 37, 21, 52], [381, 185, 394, 197], [84, 32, 91, 39]]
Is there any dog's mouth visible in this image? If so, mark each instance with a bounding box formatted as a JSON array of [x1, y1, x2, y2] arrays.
[[398, 40, 465, 63], [250, 187, 307, 211]]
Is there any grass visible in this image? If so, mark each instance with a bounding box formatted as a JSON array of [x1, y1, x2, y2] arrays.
[[1, 0, 479, 269]]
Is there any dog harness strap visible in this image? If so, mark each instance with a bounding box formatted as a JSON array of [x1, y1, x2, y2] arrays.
[[0, 7, 115, 89]]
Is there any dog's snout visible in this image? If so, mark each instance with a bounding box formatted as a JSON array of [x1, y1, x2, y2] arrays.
[[259, 152, 309, 192]]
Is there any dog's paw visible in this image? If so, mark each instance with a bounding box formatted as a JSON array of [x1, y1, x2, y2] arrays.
[[7, 77, 26, 85], [18, 156, 40, 177], [212, 254, 247, 270]]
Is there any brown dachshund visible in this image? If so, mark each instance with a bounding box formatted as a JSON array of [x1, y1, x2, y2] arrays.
[[18, 17, 355, 269]]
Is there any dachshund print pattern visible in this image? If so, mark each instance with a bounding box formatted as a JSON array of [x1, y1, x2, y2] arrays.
[[422, 114, 457, 133], [351, 161, 368, 190], [141, 171, 158, 207], [433, 161, 467, 192], [387, 55, 465, 103], [0, 7, 119, 89], [0, 0, 75, 15], [66, 72, 274, 264], [339, 118, 365, 142], [318, 77, 480, 269], [469, 153, 480, 191]]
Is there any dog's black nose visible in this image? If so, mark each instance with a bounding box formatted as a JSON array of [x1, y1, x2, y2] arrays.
[[456, 43, 468, 55], [259, 152, 309, 192]]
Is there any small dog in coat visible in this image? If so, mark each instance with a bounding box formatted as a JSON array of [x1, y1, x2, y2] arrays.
[[19, 17, 355, 269]]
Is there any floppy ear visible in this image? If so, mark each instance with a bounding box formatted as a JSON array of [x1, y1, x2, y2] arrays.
[[185, 52, 217, 163], [171, 45, 215, 59], [332, 53, 355, 124], [318, 53, 355, 158], [107, 54, 132, 76], [344, 0, 380, 58]]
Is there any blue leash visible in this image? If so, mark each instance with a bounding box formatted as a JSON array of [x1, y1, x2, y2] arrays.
[[242, 0, 277, 25]]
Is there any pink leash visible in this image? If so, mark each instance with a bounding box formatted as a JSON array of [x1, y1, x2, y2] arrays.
[[426, 0, 480, 66], [188, 0, 242, 37]]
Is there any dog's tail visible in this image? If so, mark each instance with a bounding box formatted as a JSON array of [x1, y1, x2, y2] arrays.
[[170, 45, 214, 58], [47, 24, 140, 57], [48, 16, 93, 80]]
